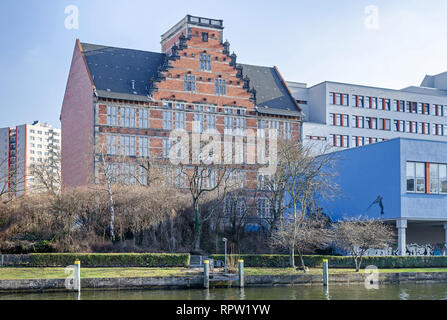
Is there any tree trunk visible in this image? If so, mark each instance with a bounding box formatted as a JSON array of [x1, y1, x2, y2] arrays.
[[108, 186, 115, 243], [357, 253, 364, 273], [290, 245, 295, 268], [290, 202, 297, 268], [298, 251, 306, 272], [193, 200, 201, 251], [354, 256, 360, 272]]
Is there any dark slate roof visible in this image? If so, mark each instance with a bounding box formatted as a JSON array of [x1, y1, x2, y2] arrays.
[[81, 42, 165, 100], [239, 64, 301, 115], [80, 42, 301, 116]]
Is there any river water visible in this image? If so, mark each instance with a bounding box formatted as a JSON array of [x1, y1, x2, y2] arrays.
[[1, 283, 447, 300]]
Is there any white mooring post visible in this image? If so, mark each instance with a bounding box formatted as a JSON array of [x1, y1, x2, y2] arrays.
[[323, 259, 329, 287], [238, 260, 244, 288], [74, 260, 81, 292], [203, 260, 210, 289]]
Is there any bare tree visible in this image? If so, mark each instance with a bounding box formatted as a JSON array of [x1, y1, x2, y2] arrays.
[[93, 139, 133, 243], [271, 210, 333, 271], [278, 140, 338, 268], [0, 156, 9, 201], [223, 188, 252, 248], [179, 164, 233, 252], [29, 149, 62, 196], [335, 217, 394, 272], [259, 163, 288, 236], [0, 156, 27, 203]]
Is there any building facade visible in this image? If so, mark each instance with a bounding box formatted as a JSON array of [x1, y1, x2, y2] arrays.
[[0, 121, 61, 199], [320, 138, 447, 256], [287, 80, 447, 151], [61, 15, 302, 217]]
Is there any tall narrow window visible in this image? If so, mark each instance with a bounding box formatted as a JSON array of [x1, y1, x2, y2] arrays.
[[184, 74, 196, 92], [215, 79, 226, 96], [200, 54, 211, 71], [139, 108, 149, 128], [176, 111, 186, 131], [430, 163, 439, 194], [139, 137, 149, 158], [106, 135, 117, 155], [163, 111, 173, 130], [225, 116, 234, 135], [206, 114, 216, 130], [130, 108, 136, 127], [283, 122, 292, 140], [194, 113, 204, 133], [269, 120, 281, 137], [162, 139, 172, 159], [236, 117, 246, 135], [440, 164, 447, 194], [257, 119, 266, 138], [120, 107, 129, 127], [107, 106, 118, 126]]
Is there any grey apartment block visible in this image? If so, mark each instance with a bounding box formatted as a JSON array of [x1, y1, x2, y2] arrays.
[[287, 72, 447, 152]]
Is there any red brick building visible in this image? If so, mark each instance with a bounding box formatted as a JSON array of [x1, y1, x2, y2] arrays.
[[61, 15, 302, 211]]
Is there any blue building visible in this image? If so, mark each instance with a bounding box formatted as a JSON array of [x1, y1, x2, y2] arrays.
[[321, 138, 447, 256]]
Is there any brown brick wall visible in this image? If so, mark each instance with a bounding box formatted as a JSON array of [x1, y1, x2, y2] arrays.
[[63, 25, 301, 193], [61, 41, 95, 190]]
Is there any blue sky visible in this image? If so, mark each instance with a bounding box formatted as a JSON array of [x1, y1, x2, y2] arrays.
[[1, 0, 447, 129]]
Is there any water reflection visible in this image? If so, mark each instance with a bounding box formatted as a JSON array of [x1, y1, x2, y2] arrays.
[[1, 283, 447, 300], [238, 288, 245, 300], [399, 288, 409, 300], [323, 286, 330, 300]]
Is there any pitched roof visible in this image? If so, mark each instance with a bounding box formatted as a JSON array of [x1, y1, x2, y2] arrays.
[[80, 42, 301, 116], [238, 64, 301, 115], [81, 42, 165, 100]]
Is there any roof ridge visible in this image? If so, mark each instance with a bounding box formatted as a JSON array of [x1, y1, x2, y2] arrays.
[[80, 42, 164, 56], [273, 66, 302, 113], [238, 62, 274, 69]]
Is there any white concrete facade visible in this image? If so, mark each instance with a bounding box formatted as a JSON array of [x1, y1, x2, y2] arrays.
[[0, 121, 61, 199], [287, 80, 447, 152]]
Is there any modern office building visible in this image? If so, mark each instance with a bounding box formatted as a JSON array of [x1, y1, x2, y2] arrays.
[[0, 121, 61, 199], [321, 138, 447, 256], [287, 77, 447, 151], [60, 14, 302, 218]]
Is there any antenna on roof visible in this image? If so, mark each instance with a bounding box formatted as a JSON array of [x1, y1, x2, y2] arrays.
[[131, 80, 136, 90]]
